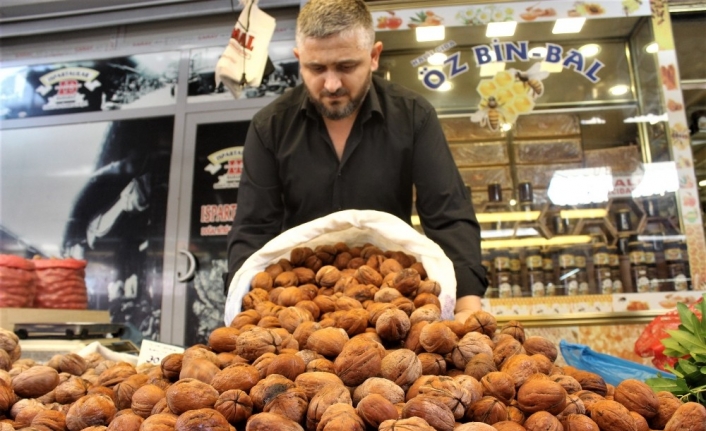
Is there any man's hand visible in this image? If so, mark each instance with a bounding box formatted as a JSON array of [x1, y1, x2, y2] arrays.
[[454, 294, 482, 324]]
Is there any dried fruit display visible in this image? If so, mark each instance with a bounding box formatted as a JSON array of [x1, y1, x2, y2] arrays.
[[0, 242, 691, 430]]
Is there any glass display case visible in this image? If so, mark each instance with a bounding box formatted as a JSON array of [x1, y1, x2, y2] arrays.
[[370, 0, 706, 320]]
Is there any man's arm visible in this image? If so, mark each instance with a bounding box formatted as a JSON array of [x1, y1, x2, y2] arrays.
[[225, 122, 284, 291]]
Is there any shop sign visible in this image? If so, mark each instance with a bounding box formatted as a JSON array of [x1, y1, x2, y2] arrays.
[[204, 146, 245, 189]]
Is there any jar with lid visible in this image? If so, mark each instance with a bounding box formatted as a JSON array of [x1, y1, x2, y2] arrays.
[[574, 246, 590, 295], [509, 251, 522, 297], [665, 241, 688, 291], [494, 250, 512, 298], [608, 245, 623, 293], [629, 241, 649, 293], [593, 243, 612, 294], [518, 182, 534, 211], [557, 246, 576, 296], [615, 208, 632, 232], [644, 242, 660, 292], [542, 248, 557, 296]]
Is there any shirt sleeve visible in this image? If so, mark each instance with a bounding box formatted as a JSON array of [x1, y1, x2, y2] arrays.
[[411, 103, 488, 298], [225, 120, 284, 291]]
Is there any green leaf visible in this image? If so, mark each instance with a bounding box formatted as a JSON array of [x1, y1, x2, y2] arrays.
[[692, 353, 706, 363], [646, 376, 688, 394], [677, 359, 699, 375], [701, 366, 706, 374], [677, 302, 699, 334], [665, 364, 683, 378], [662, 337, 690, 357], [667, 329, 706, 351]]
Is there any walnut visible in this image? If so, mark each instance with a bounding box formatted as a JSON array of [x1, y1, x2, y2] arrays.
[[263, 387, 309, 424], [649, 391, 683, 429], [160, 353, 183, 381], [572, 370, 607, 396], [613, 378, 658, 419], [276, 306, 312, 333], [335, 295, 363, 311], [208, 326, 240, 353], [522, 336, 558, 362], [313, 295, 337, 314], [455, 423, 498, 431], [304, 254, 323, 272], [175, 408, 230, 431], [380, 349, 421, 392], [557, 394, 585, 419], [630, 411, 649, 431], [165, 378, 218, 415], [179, 357, 219, 384], [392, 296, 416, 315], [98, 362, 136, 388], [294, 371, 344, 400], [214, 389, 252, 424], [590, 399, 637, 431], [376, 308, 411, 342], [290, 247, 314, 266], [402, 395, 455, 431], [357, 393, 399, 429], [500, 354, 538, 389], [418, 321, 458, 355], [30, 409, 66, 431], [305, 384, 352, 431], [314, 265, 340, 287], [663, 401, 706, 431], [464, 352, 497, 380], [516, 377, 567, 415], [506, 405, 525, 425], [251, 271, 274, 291], [416, 375, 471, 420], [334, 252, 352, 270], [560, 413, 599, 431], [236, 327, 282, 361], [106, 411, 143, 431], [274, 271, 299, 288], [379, 259, 403, 277], [480, 371, 516, 405], [464, 310, 498, 337], [353, 377, 405, 405], [277, 287, 305, 307], [523, 411, 563, 431], [492, 337, 523, 368], [266, 353, 306, 381], [251, 352, 276, 380], [55, 353, 87, 376], [245, 412, 305, 431], [316, 402, 365, 431], [12, 365, 60, 398], [393, 268, 421, 296], [54, 375, 89, 404], [453, 374, 484, 406], [306, 358, 335, 373], [413, 293, 441, 309], [307, 327, 349, 358], [140, 412, 178, 431], [242, 289, 269, 311], [333, 309, 367, 337], [466, 396, 509, 424], [65, 394, 117, 431], [131, 384, 165, 418], [418, 352, 446, 375], [374, 287, 402, 303], [417, 279, 441, 296], [531, 353, 554, 375], [379, 417, 436, 431], [150, 397, 171, 415], [333, 337, 385, 386], [113, 373, 149, 410], [249, 374, 296, 411], [451, 331, 494, 370], [0, 329, 20, 361]]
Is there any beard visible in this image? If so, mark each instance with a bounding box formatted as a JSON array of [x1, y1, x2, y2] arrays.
[[307, 73, 371, 120]]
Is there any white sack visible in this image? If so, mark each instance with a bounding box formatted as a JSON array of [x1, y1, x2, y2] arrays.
[[224, 210, 457, 326]]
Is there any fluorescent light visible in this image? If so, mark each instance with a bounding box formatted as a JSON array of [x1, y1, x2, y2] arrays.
[[552, 17, 586, 34], [477, 211, 541, 223], [624, 113, 667, 124], [579, 43, 601, 57], [645, 42, 659, 53], [438, 81, 453, 91], [699, 180, 706, 187], [427, 53, 447, 66], [559, 209, 608, 219], [529, 47, 547, 59], [581, 117, 606, 125], [638, 235, 686, 242], [500, 123, 512, 132], [547, 167, 613, 206], [481, 235, 593, 250], [416, 25, 445, 42], [481, 228, 539, 239], [609, 84, 630, 96], [486, 21, 517, 37]]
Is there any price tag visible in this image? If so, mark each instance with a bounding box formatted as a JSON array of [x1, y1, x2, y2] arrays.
[[137, 340, 185, 366]]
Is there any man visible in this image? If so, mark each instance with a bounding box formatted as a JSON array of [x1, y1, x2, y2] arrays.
[[226, 0, 487, 322]]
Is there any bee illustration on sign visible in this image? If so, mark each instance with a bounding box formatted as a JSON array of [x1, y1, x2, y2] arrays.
[[471, 64, 549, 131]]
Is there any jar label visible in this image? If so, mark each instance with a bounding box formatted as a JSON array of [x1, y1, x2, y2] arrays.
[[637, 276, 650, 293], [665, 247, 682, 261], [601, 279, 613, 294], [526, 255, 542, 269], [674, 274, 688, 291], [613, 280, 623, 293], [512, 284, 523, 297], [559, 254, 575, 267], [546, 283, 557, 296], [495, 256, 510, 270], [645, 251, 656, 265], [499, 283, 513, 298], [575, 256, 586, 268], [578, 282, 589, 295], [543, 258, 554, 271], [649, 279, 660, 293], [567, 280, 579, 296], [532, 282, 545, 297], [594, 252, 609, 266], [609, 254, 620, 267], [630, 251, 645, 265]]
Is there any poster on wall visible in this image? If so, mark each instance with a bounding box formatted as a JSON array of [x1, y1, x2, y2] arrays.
[[185, 121, 251, 346], [0, 52, 179, 119], [0, 117, 174, 342], [187, 40, 299, 103]]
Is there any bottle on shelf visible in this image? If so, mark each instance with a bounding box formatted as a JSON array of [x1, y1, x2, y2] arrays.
[[664, 240, 689, 291], [494, 250, 512, 299], [643, 242, 660, 292], [558, 246, 576, 296], [574, 246, 590, 295], [542, 248, 557, 296], [608, 245, 624, 293], [509, 250, 523, 297], [518, 181, 534, 212], [628, 241, 650, 293], [525, 247, 544, 297], [593, 243, 613, 294]]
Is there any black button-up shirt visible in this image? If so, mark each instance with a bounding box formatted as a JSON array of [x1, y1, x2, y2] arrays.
[[226, 75, 487, 298]]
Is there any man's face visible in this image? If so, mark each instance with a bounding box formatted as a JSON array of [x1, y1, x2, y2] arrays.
[[294, 29, 382, 120]]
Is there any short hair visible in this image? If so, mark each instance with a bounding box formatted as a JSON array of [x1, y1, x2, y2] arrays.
[[296, 0, 375, 50]]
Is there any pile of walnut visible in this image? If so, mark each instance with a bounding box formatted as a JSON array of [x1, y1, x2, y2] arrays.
[[2, 243, 705, 431]]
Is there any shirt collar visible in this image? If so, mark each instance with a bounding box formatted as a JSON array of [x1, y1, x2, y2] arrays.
[[299, 76, 385, 122]]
